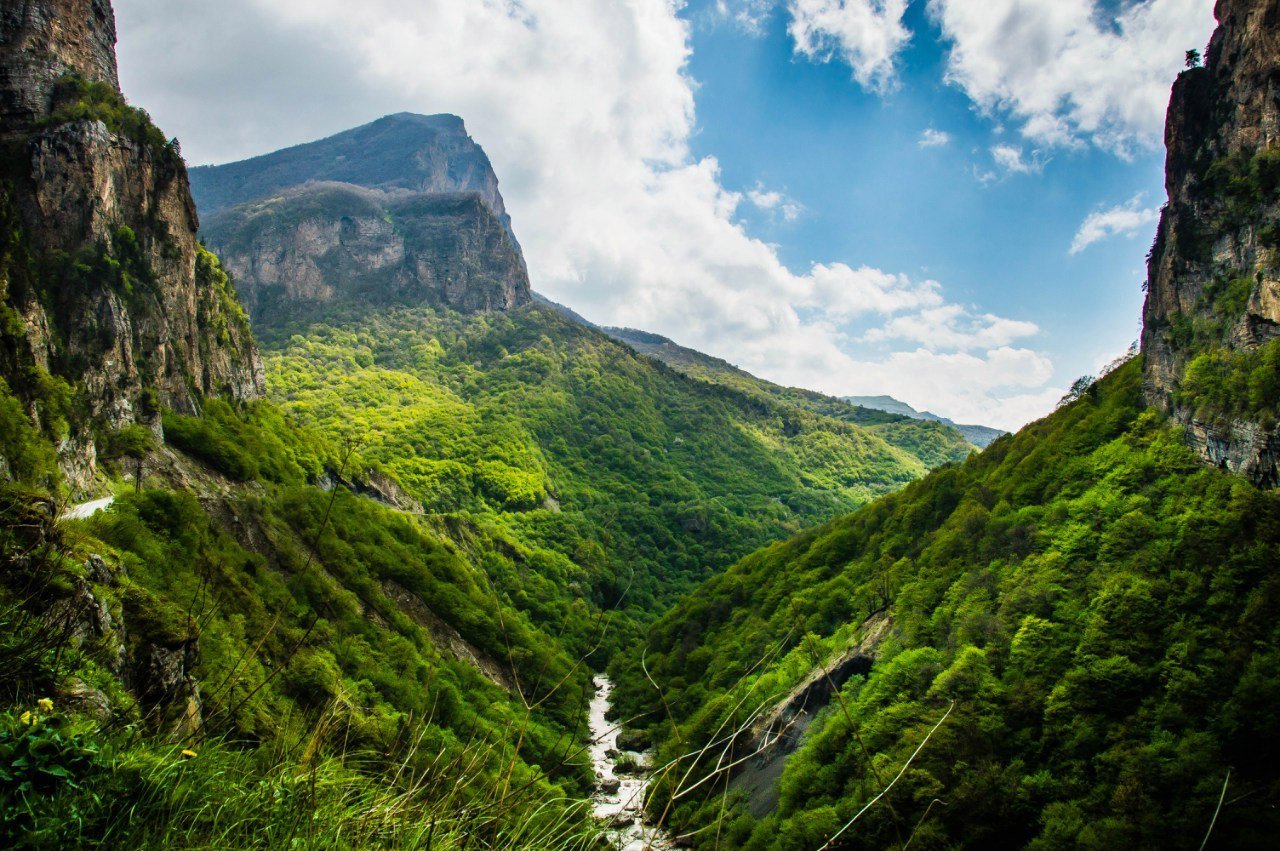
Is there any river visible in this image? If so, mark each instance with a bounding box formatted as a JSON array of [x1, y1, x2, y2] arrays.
[[588, 675, 674, 850]]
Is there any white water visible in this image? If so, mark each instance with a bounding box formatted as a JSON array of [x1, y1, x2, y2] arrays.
[[588, 675, 673, 850]]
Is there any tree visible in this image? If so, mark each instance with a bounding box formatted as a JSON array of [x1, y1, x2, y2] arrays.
[[108, 424, 155, 493], [1186, 49, 1202, 69]]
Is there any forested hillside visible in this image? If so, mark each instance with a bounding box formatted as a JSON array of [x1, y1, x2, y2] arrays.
[[614, 358, 1280, 848], [7, 0, 1276, 848], [0, 3, 593, 845], [191, 113, 976, 635], [0, 2, 977, 848], [259, 304, 972, 631]]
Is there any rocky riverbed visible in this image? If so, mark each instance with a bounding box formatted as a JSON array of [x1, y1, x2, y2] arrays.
[[589, 675, 673, 850]]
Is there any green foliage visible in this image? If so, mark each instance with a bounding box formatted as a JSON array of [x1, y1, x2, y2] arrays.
[[42, 75, 176, 164], [1177, 338, 1280, 426], [0, 705, 99, 797], [265, 305, 963, 639], [0, 378, 60, 486], [99, 424, 154, 461], [161, 398, 337, 484], [194, 243, 251, 347], [1202, 145, 1280, 231], [0, 709, 596, 850], [620, 360, 1280, 848]]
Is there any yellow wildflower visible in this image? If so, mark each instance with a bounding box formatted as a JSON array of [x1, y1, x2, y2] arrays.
[[181, 749, 198, 759], [36, 698, 53, 713], [19, 711, 32, 726]]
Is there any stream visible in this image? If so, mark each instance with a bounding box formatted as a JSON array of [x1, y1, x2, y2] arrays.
[[588, 675, 674, 850]]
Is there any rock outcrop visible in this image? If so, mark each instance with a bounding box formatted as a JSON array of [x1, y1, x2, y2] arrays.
[[0, 0, 263, 488], [0, 0, 119, 130], [202, 182, 530, 329], [190, 114, 532, 330], [727, 612, 891, 817], [1141, 0, 1280, 485]]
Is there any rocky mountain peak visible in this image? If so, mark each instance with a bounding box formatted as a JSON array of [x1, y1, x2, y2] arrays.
[[191, 115, 532, 329], [1141, 0, 1280, 485], [190, 112, 520, 248]]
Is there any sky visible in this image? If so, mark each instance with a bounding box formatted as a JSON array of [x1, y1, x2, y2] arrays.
[[112, 0, 1218, 431]]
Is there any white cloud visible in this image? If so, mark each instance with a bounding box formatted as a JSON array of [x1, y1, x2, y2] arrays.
[[787, 0, 912, 92], [712, 0, 775, 35], [864, 304, 1039, 350], [990, 144, 1045, 175], [928, 0, 1216, 153], [918, 128, 952, 148], [834, 347, 1063, 431], [747, 184, 804, 221], [1070, 195, 1162, 254], [113, 0, 1059, 430]]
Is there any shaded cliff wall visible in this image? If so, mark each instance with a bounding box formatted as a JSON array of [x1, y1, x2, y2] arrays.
[[1141, 0, 1280, 485], [0, 0, 263, 487]]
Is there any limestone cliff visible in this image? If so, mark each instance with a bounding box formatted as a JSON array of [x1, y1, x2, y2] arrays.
[[201, 182, 530, 330], [191, 114, 532, 330], [1141, 0, 1280, 485], [0, 0, 263, 488]]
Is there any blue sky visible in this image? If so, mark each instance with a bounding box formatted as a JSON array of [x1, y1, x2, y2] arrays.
[[114, 0, 1218, 429], [683, 0, 1167, 403]]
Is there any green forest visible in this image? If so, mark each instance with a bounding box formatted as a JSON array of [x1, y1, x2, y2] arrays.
[[261, 304, 972, 639], [612, 358, 1280, 849]]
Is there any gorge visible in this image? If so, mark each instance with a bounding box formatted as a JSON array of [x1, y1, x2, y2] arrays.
[[1, 0, 1279, 849]]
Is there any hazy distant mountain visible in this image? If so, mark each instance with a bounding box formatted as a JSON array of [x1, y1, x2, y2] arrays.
[[843, 395, 1006, 448]]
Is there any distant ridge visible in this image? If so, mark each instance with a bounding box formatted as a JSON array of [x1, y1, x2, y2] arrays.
[[843, 395, 1005, 448], [533, 295, 981, 455]]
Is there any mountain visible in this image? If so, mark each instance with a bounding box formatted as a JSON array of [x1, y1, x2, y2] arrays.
[[189, 119, 977, 625], [1141, 0, 1280, 486], [189, 112, 519, 243], [0, 0, 261, 488], [0, 5, 984, 844], [612, 2, 1280, 847], [844, 394, 1006, 448], [191, 114, 531, 329]]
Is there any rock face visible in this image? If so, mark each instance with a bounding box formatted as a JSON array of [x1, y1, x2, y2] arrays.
[[202, 182, 531, 328], [190, 114, 531, 330], [1141, 0, 1280, 485], [0, 0, 119, 129], [0, 0, 263, 487], [726, 612, 890, 818]]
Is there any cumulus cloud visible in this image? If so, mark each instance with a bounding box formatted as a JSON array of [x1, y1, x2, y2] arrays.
[[928, 0, 1216, 153], [864, 305, 1039, 350], [1070, 195, 1162, 254], [787, 0, 912, 92], [918, 128, 952, 148], [801, 345, 1061, 431], [113, 0, 1058, 429], [747, 184, 804, 221]]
